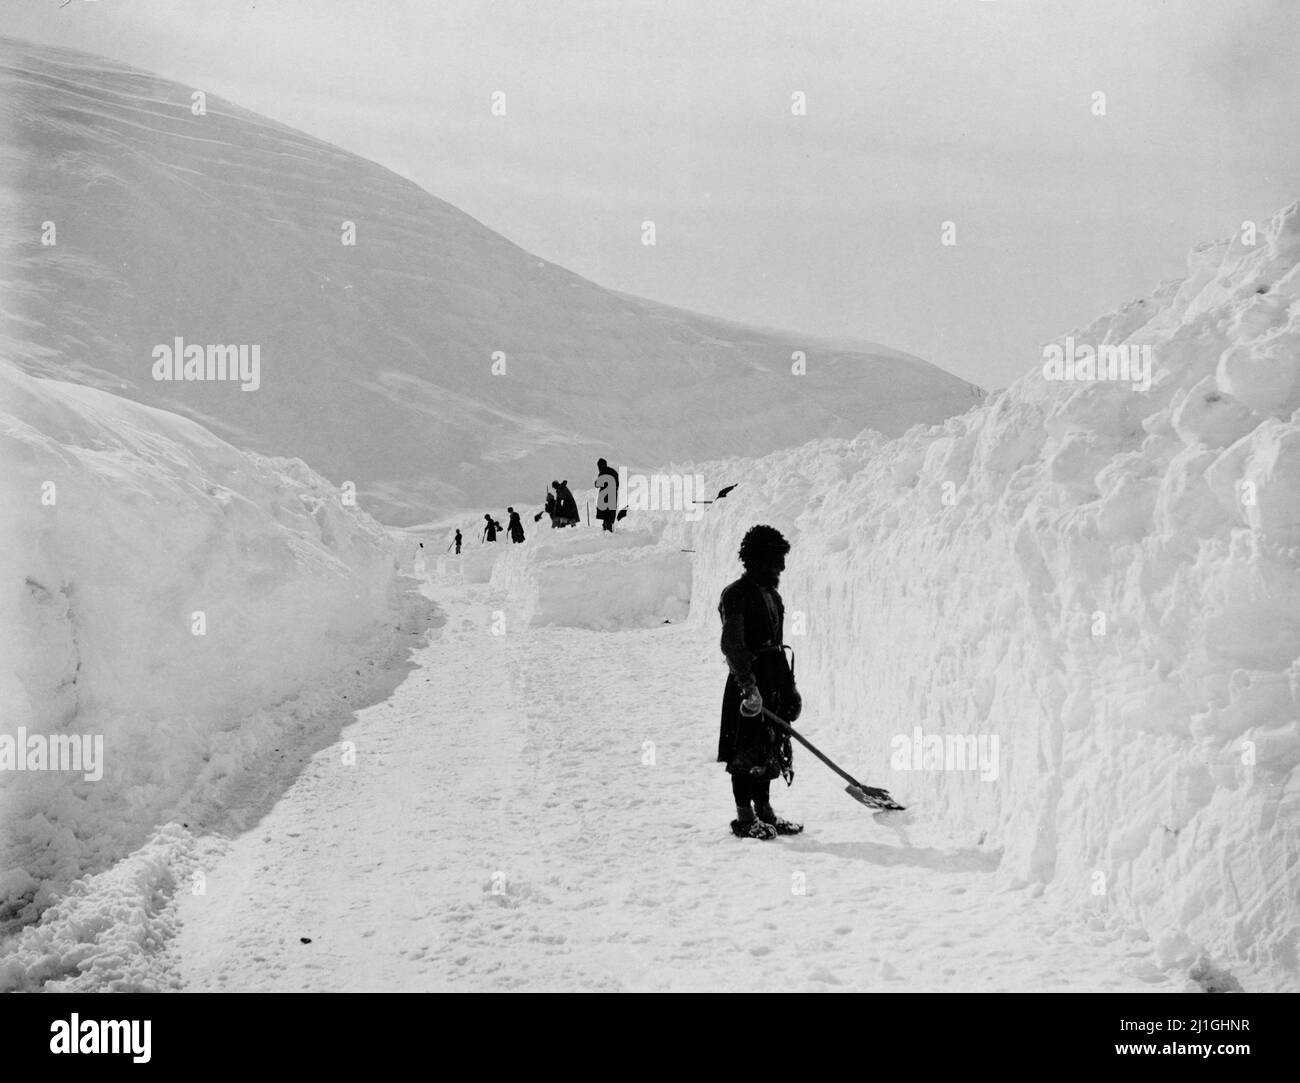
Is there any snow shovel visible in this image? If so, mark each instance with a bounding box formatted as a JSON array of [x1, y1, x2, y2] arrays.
[[761, 707, 905, 811]]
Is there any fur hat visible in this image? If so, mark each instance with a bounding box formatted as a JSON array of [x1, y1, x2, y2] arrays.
[[738, 524, 790, 566]]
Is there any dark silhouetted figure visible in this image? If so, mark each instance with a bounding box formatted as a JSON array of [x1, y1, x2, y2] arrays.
[[717, 524, 803, 840], [453, 529, 462, 555], [553, 480, 579, 527], [595, 457, 619, 532], [507, 507, 525, 543], [482, 514, 501, 543]]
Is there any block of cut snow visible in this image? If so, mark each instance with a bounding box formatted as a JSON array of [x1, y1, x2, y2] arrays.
[[488, 523, 689, 631]]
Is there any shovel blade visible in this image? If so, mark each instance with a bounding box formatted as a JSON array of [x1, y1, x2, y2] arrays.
[[845, 783, 906, 811]]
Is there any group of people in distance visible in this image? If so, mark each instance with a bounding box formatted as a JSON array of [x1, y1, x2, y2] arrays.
[[479, 508, 526, 545], [453, 458, 622, 552]]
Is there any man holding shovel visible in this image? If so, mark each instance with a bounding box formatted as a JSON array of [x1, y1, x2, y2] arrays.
[[717, 524, 804, 839]]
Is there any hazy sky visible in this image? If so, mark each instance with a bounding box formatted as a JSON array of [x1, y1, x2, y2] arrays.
[[7, 0, 1299, 388]]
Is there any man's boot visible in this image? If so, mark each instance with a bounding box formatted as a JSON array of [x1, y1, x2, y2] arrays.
[[730, 806, 777, 840], [755, 801, 803, 836]]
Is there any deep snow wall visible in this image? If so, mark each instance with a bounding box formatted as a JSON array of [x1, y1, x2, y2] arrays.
[[488, 520, 691, 630], [0, 361, 399, 931], [684, 207, 1300, 989]]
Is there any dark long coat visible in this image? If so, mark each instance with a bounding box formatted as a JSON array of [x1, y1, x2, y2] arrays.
[[595, 465, 619, 526], [554, 482, 579, 525], [717, 574, 796, 782]]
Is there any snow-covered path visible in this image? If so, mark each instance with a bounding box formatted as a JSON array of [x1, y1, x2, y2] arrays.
[[175, 575, 1182, 992]]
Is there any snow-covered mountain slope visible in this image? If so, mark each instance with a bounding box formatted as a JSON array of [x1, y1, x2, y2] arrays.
[[0, 359, 404, 940], [0, 37, 983, 526], [492, 206, 1299, 987]]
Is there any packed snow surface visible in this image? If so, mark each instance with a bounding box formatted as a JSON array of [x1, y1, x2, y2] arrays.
[[168, 568, 1189, 993]]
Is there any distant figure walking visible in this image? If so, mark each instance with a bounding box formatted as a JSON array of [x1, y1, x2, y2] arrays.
[[595, 457, 619, 532], [553, 480, 579, 527], [507, 507, 525, 543], [453, 529, 462, 555], [482, 514, 501, 543]]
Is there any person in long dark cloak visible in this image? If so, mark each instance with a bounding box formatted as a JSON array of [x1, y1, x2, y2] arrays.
[[716, 524, 803, 840], [507, 507, 525, 543], [482, 514, 501, 543], [594, 458, 619, 532], [553, 480, 579, 527]]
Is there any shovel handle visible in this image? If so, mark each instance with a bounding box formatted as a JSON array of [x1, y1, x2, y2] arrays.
[[760, 707, 865, 790]]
